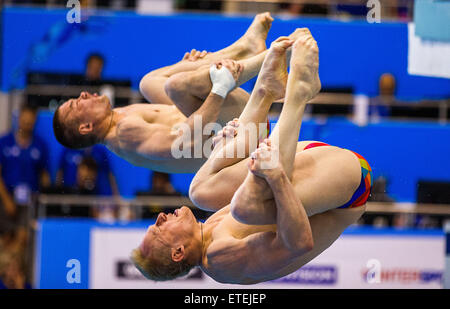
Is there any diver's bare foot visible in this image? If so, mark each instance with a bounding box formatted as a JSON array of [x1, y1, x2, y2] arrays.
[[256, 36, 294, 101], [285, 28, 310, 62], [289, 29, 321, 101], [288, 28, 311, 42], [237, 12, 273, 57]]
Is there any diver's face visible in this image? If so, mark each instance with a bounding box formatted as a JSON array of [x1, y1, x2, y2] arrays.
[[144, 206, 198, 247], [58, 91, 111, 129]]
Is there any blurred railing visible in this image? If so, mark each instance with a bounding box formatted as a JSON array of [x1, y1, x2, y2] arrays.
[[20, 84, 450, 124], [367, 202, 450, 216], [25, 85, 136, 102], [34, 193, 450, 218], [36, 194, 197, 219]]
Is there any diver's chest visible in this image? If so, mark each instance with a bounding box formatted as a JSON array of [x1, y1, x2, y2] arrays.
[[212, 215, 273, 240]]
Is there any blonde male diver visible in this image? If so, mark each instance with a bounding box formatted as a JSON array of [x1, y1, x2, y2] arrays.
[[52, 13, 307, 173], [131, 30, 373, 284]]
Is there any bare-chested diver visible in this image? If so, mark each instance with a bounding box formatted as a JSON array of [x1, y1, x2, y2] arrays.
[[131, 30, 372, 284], [52, 13, 281, 173]]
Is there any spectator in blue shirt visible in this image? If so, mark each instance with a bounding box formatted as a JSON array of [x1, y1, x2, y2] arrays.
[[46, 156, 100, 218], [0, 104, 51, 248], [369, 73, 396, 120], [55, 144, 119, 196]]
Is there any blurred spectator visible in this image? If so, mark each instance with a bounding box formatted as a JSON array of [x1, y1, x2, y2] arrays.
[[379, 73, 396, 97], [336, 3, 367, 17], [370, 73, 396, 120], [136, 171, 181, 218], [47, 156, 99, 196], [0, 104, 50, 246], [0, 251, 32, 289], [56, 145, 119, 196], [363, 175, 395, 228], [48, 156, 120, 220], [68, 52, 106, 87], [149, 171, 180, 196], [135, 171, 180, 196], [368, 175, 395, 203], [84, 53, 105, 84], [279, 2, 328, 16], [415, 215, 439, 229], [71, 52, 131, 107], [393, 213, 415, 229], [360, 213, 392, 228], [76, 156, 118, 221], [176, 0, 222, 11], [46, 156, 98, 218], [74, 156, 99, 195], [372, 216, 389, 228]]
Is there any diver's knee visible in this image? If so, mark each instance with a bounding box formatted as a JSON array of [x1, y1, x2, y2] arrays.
[[139, 73, 153, 96], [189, 182, 212, 210], [164, 73, 187, 99], [230, 196, 252, 224]]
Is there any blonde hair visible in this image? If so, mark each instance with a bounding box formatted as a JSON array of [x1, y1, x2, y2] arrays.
[[130, 239, 193, 281]]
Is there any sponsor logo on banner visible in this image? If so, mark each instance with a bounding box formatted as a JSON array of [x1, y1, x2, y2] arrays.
[[270, 265, 337, 285], [361, 268, 443, 285]]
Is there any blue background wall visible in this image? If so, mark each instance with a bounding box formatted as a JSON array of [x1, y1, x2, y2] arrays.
[[1, 7, 450, 99], [36, 218, 152, 288]]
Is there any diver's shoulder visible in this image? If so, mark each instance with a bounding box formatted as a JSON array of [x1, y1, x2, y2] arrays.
[[114, 115, 147, 145]]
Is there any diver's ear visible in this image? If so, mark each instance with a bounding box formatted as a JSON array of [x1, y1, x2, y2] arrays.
[[171, 245, 185, 262], [79, 123, 93, 135]]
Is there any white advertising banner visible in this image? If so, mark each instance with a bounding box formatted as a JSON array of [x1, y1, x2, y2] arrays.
[[408, 23, 450, 79], [90, 228, 444, 289], [444, 222, 450, 289]]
